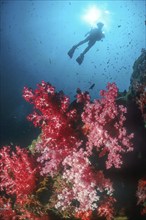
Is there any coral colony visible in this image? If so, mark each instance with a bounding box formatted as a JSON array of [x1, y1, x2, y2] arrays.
[[136, 179, 146, 215], [0, 80, 137, 220]]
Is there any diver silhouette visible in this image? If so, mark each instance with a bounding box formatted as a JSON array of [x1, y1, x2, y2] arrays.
[[68, 22, 105, 65]]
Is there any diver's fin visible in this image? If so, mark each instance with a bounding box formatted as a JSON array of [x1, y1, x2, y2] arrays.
[[76, 54, 84, 65], [67, 46, 76, 58]]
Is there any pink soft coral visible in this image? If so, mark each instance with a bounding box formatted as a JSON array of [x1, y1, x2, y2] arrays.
[[81, 83, 134, 169], [56, 149, 113, 216]]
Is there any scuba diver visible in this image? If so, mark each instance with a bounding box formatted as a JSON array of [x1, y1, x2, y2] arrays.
[[68, 22, 105, 65]]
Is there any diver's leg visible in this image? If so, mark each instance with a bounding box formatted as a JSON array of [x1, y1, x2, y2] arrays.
[[68, 38, 88, 58], [76, 45, 92, 65], [76, 42, 95, 64], [81, 44, 92, 56], [75, 38, 88, 47]]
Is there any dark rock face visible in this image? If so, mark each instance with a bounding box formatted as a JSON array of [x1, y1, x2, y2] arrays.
[[130, 48, 146, 96]]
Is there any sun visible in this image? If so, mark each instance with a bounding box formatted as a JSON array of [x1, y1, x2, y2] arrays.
[[81, 5, 111, 30], [82, 6, 102, 27]]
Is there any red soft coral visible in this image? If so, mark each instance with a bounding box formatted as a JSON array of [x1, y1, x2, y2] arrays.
[[137, 179, 146, 215], [0, 197, 16, 220], [23, 81, 82, 177], [75, 210, 92, 220], [0, 146, 38, 204], [97, 196, 116, 220], [21, 81, 135, 219]]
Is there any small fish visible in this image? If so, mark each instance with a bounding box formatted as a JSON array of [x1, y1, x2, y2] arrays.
[[145, 20, 146, 25], [89, 83, 95, 90], [118, 25, 121, 28], [49, 58, 51, 64]]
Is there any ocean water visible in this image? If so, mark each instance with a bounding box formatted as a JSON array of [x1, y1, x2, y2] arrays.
[[0, 1, 146, 219]]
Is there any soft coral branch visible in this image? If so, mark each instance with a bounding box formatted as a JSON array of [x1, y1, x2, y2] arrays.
[[0, 146, 38, 204], [81, 83, 134, 169], [55, 149, 113, 215], [137, 178, 146, 215], [23, 81, 82, 177]]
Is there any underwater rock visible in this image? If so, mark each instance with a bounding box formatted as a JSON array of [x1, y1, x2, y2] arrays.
[[129, 48, 146, 97], [129, 49, 146, 126]]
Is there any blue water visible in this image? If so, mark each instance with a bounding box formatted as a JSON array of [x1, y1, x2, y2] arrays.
[[0, 0, 146, 146]]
